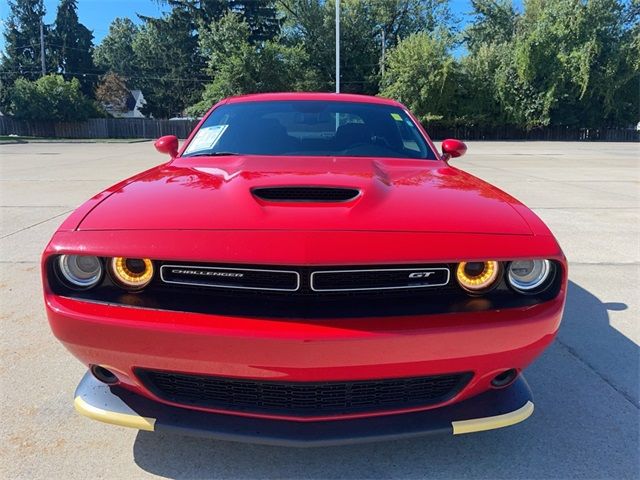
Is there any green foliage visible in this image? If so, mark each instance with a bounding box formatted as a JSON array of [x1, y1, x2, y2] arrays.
[[277, 0, 454, 93], [93, 18, 139, 78], [336, 1, 380, 94], [188, 13, 307, 115], [0, 0, 51, 81], [132, 9, 205, 118], [1, 0, 636, 128], [455, 43, 511, 126], [495, 0, 639, 128], [7, 74, 103, 120], [380, 32, 457, 122], [281, 0, 381, 93], [51, 0, 95, 95], [160, 1, 281, 42], [371, 0, 455, 43], [464, 0, 516, 53], [278, 0, 335, 90]]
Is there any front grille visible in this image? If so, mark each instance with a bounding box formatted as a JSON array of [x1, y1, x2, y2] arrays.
[[252, 187, 360, 202], [53, 257, 563, 318], [160, 265, 300, 291], [137, 370, 472, 416], [159, 263, 452, 293], [311, 267, 450, 291]]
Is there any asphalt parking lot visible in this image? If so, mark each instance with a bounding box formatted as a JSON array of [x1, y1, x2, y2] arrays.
[[1, 140, 638, 479]]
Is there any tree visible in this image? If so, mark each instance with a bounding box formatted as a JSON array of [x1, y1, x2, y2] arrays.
[[93, 18, 139, 78], [0, 0, 52, 109], [51, 0, 95, 95], [464, 0, 516, 53], [380, 31, 457, 122], [132, 9, 206, 117], [160, 0, 281, 42], [0, 0, 51, 81], [494, 0, 639, 128], [278, 0, 334, 90], [371, 0, 456, 46], [456, 0, 517, 126], [189, 12, 306, 114], [7, 74, 102, 120], [456, 44, 511, 126], [458, 0, 638, 129], [232, 0, 282, 42], [276, 0, 455, 94], [278, 0, 381, 93], [95, 72, 130, 113]]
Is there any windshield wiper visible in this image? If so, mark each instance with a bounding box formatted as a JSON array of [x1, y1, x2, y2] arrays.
[[184, 151, 240, 157]]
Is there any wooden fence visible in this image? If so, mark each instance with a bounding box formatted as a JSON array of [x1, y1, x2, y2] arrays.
[[0, 116, 638, 142], [0, 117, 199, 139], [427, 124, 639, 142]]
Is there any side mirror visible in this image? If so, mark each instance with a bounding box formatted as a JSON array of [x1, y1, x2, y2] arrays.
[[441, 139, 467, 161], [154, 135, 179, 158]]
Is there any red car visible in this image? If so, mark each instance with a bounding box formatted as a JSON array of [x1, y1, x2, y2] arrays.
[[43, 93, 567, 445]]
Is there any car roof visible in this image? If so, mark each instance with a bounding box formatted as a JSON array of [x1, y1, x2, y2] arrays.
[[224, 92, 403, 107]]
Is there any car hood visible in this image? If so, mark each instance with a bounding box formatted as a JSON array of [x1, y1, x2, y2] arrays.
[[78, 155, 533, 235]]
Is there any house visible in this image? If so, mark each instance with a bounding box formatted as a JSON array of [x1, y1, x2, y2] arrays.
[[106, 90, 147, 118]]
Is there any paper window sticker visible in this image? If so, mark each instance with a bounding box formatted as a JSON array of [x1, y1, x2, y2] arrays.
[[184, 125, 229, 154]]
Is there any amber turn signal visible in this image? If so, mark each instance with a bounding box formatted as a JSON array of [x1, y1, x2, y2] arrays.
[[109, 257, 154, 290], [456, 261, 501, 293]]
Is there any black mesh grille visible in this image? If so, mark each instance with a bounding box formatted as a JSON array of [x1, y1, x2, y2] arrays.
[[161, 265, 299, 291], [252, 187, 360, 202], [311, 268, 449, 291], [137, 369, 472, 416]]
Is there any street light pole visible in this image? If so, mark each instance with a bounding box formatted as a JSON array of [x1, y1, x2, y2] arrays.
[[335, 0, 340, 93]]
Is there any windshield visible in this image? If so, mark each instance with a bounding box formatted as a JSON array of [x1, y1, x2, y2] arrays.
[[182, 100, 436, 160]]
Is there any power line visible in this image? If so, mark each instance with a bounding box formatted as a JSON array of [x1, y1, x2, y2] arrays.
[[0, 69, 212, 83], [0, 69, 373, 88]]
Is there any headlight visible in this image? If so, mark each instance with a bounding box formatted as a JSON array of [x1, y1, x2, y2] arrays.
[[456, 261, 500, 293], [57, 255, 103, 289], [507, 259, 552, 293], [109, 257, 154, 290]]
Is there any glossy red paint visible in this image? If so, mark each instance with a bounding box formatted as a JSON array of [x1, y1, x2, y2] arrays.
[[42, 92, 567, 427], [77, 157, 533, 235], [441, 139, 468, 159], [154, 135, 179, 158], [46, 292, 564, 422]]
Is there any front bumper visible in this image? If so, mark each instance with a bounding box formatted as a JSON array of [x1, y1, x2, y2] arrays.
[[47, 293, 563, 417], [75, 371, 534, 446]]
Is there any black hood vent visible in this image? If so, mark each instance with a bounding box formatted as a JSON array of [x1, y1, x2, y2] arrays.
[[252, 187, 360, 203]]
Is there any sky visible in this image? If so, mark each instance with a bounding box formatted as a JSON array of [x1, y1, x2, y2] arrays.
[[0, 0, 522, 53], [0, 0, 169, 52]]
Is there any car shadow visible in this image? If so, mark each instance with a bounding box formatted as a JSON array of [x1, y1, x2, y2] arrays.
[[132, 281, 638, 479]]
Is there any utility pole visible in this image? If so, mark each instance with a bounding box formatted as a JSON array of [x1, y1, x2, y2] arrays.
[[335, 0, 340, 93], [39, 19, 46, 76], [381, 28, 385, 77]]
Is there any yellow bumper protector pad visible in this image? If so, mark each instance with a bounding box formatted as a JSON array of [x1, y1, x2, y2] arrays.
[[452, 400, 534, 434], [74, 395, 156, 431]]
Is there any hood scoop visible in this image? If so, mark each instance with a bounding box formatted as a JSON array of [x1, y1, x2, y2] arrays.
[[252, 186, 361, 203]]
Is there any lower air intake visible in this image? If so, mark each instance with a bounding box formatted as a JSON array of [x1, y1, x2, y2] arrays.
[[137, 369, 472, 416]]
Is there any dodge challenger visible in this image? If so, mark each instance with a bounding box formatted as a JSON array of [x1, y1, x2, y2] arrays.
[[43, 93, 567, 446]]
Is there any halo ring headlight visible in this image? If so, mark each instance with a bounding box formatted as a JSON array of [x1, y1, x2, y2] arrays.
[[507, 259, 552, 293], [456, 261, 501, 293], [57, 255, 103, 289], [109, 257, 154, 290]]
